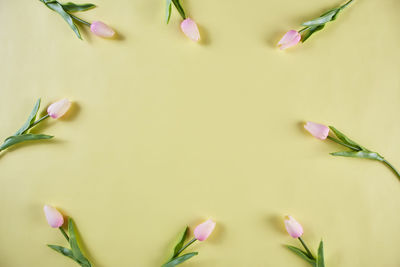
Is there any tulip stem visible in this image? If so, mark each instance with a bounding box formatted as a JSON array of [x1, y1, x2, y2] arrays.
[[171, 0, 187, 20], [59, 227, 69, 241], [327, 135, 361, 151], [298, 237, 315, 260], [382, 160, 400, 181], [340, 0, 355, 10], [70, 14, 91, 26], [174, 238, 197, 257], [298, 27, 308, 33]]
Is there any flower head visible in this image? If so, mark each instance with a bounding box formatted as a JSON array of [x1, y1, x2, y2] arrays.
[[304, 121, 330, 140], [181, 18, 200, 42], [44, 205, 64, 228], [194, 219, 216, 241], [278, 30, 301, 50], [47, 98, 71, 119], [90, 21, 115, 38], [284, 215, 303, 238]]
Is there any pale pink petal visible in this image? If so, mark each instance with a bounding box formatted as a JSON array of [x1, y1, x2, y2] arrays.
[[194, 219, 216, 241], [44, 205, 64, 228], [304, 121, 330, 140], [180, 18, 200, 42], [47, 98, 71, 119], [90, 21, 115, 38], [284, 216, 303, 238], [278, 30, 301, 50]]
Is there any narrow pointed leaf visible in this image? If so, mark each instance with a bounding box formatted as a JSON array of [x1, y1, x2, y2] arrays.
[[42, 1, 82, 39], [328, 126, 363, 150], [0, 134, 53, 151], [301, 25, 325, 42], [171, 0, 186, 20], [48, 245, 77, 262], [172, 226, 189, 259], [331, 151, 384, 161], [165, 0, 172, 24], [286, 245, 316, 265], [14, 99, 41, 135], [68, 218, 92, 267], [316, 241, 325, 267], [62, 2, 96, 12], [163, 252, 198, 267], [302, 9, 339, 26]]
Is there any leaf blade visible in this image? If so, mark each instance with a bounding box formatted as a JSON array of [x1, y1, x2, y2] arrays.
[[48, 245, 76, 261], [45, 2, 82, 39], [62, 2, 96, 12], [328, 126, 363, 150], [172, 226, 189, 259], [0, 134, 53, 151], [171, 0, 186, 20], [302, 9, 339, 26], [316, 241, 325, 267], [14, 99, 41, 135], [286, 245, 316, 265], [331, 151, 384, 161], [165, 0, 172, 24], [301, 25, 325, 42], [163, 252, 198, 267], [68, 218, 92, 267]]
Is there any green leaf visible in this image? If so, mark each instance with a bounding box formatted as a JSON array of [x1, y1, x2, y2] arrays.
[[302, 9, 340, 26], [171, 0, 186, 20], [62, 2, 96, 12], [14, 99, 41, 135], [41, 0, 82, 39], [328, 126, 363, 151], [171, 226, 189, 259], [316, 241, 325, 267], [165, 0, 172, 24], [301, 25, 325, 42], [68, 218, 92, 267], [0, 134, 53, 151], [331, 151, 384, 161], [286, 245, 316, 266], [162, 252, 198, 267], [48, 245, 76, 261]]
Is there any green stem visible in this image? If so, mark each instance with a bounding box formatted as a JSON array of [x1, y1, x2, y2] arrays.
[[298, 27, 308, 33], [298, 237, 315, 260], [171, 0, 187, 20], [174, 238, 197, 258], [327, 135, 360, 151], [70, 14, 91, 26], [340, 0, 354, 10], [382, 159, 400, 181], [59, 227, 69, 241], [21, 114, 50, 135]]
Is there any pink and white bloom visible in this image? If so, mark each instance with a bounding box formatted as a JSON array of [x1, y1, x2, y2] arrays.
[[90, 21, 115, 38], [304, 121, 330, 140], [44, 205, 64, 228], [181, 18, 200, 42], [284, 216, 303, 238], [278, 30, 301, 50], [194, 219, 216, 241], [47, 98, 71, 119]]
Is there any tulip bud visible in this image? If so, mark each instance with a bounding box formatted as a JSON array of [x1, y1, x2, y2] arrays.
[[194, 219, 216, 241], [304, 121, 330, 140], [284, 216, 303, 238], [90, 21, 115, 38], [47, 98, 71, 119], [180, 18, 200, 42], [278, 30, 301, 50], [44, 205, 64, 228]]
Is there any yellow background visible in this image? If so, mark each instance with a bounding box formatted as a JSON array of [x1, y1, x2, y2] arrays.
[[0, 0, 399, 266]]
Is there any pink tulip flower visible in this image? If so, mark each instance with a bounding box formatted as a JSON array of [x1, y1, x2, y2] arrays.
[[278, 30, 301, 50], [194, 219, 216, 241], [44, 205, 64, 228], [47, 98, 71, 119], [304, 121, 330, 140], [284, 216, 303, 238], [90, 21, 115, 38], [180, 18, 200, 42]]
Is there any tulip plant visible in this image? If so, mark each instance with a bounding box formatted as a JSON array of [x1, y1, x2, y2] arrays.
[[284, 216, 325, 267], [0, 98, 71, 154], [162, 219, 216, 266], [44, 205, 92, 267], [39, 0, 115, 39], [165, 0, 200, 42], [304, 121, 400, 181], [278, 0, 354, 50]]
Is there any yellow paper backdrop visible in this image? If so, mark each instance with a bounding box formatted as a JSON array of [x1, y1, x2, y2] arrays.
[[0, 0, 399, 266]]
